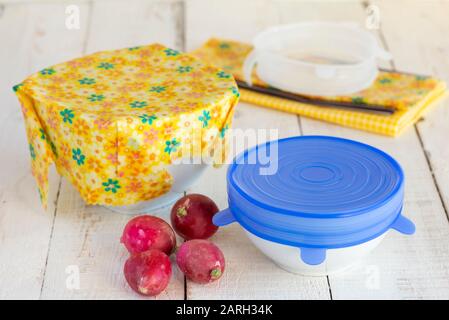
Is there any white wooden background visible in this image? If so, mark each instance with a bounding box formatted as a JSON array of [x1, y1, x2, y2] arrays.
[[1, 0, 449, 300]]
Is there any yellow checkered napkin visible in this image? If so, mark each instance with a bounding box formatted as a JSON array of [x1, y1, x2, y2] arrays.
[[192, 38, 447, 137]]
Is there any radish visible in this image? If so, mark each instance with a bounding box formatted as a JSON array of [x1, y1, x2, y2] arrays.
[[121, 215, 176, 255], [176, 239, 225, 284], [124, 249, 172, 296], [171, 194, 219, 240]]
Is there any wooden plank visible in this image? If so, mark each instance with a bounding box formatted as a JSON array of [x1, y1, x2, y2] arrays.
[[369, 0, 449, 299], [40, 0, 185, 299], [0, 2, 88, 299], [185, 0, 279, 51], [279, 0, 449, 299], [185, 0, 331, 300], [374, 0, 449, 222], [85, 0, 184, 53]]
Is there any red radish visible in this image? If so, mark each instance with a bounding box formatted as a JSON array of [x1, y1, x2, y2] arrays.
[[170, 194, 219, 240], [121, 215, 176, 255], [176, 239, 225, 284], [124, 249, 172, 296]]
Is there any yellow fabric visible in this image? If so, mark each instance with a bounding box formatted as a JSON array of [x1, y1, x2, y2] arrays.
[[192, 38, 447, 136], [15, 44, 239, 208]]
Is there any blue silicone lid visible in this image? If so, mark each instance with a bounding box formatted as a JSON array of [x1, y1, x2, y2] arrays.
[[213, 136, 415, 265]]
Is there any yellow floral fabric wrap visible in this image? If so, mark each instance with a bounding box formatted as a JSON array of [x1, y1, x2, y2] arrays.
[[14, 44, 239, 208], [192, 38, 446, 136]]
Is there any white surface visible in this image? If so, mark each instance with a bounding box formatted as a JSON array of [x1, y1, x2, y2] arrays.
[[0, 0, 449, 300], [243, 22, 390, 95]]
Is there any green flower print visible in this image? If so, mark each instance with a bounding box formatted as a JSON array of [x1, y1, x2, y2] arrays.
[[13, 83, 23, 92], [102, 179, 121, 193], [60, 109, 74, 124], [88, 94, 105, 102], [416, 75, 428, 81], [177, 66, 193, 73], [128, 46, 141, 51], [351, 97, 365, 105], [29, 144, 36, 160], [72, 148, 85, 166], [79, 77, 96, 85], [378, 78, 392, 84], [49, 140, 58, 158], [40, 68, 55, 75], [230, 86, 240, 98], [139, 114, 157, 125], [219, 42, 230, 49], [216, 71, 231, 79], [97, 62, 114, 70], [149, 86, 166, 93], [130, 101, 148, 108], [39, 128, 46, 140], [164, 48, 180, 56], [38, 128, 58, 157], [164, 138, 180, 155], [198, 110, 211, 128], [220, 124, 229, 138]]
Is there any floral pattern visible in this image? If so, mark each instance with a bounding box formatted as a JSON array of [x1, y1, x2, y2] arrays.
[[219, 42, 230, 49], [97, 62, 114, 70], [220, 124, 228, 138], [79, 77, 96, 85], [164, 138, 180, 154], [177, 66, 193, 73], [72, 148, 85, 166], [13, 83, 23, 92], [198, 110, 211, 128], [216, 71, 230, 79], [40, 68, 55, 75], [164, 48, 180, 56], [230, 86, 240, 98], [191, 38, 446, 137], [149, 86, 166, 93], [88, 94, 105, 102], [130, 101, 148, 108], [39, 128, 46, 140], [139, 114, 157, 125], [192, 38, 445, 112], [14, 43, 239, 208], [29, 144, 36, 160], [102, 179, 121, 193], [60, 109, 74, 124]]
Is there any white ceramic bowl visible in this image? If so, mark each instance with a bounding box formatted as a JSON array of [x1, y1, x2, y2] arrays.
[[105, 161, 208, 215], [245, 230, 386, 276], [213, 136, 415, 276]]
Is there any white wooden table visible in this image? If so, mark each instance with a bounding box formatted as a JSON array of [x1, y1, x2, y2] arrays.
[[1, 0, 449, 300]]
